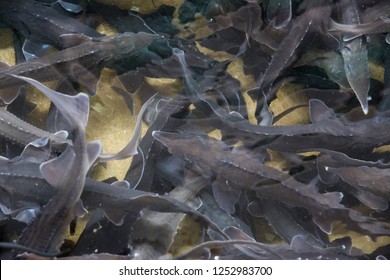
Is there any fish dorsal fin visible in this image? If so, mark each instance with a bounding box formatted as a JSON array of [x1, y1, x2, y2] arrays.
[[309, 99, 336, 124], [87, 141, 102, 168], [40, 145, 76, 189], [58, 33, 92, 49], [11, 75, 90, 130]]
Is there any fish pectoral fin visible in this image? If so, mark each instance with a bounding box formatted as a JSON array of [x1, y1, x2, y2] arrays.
[[0, 84, 21, 104], [111, 180, 131, 189], [104, 210, 126, 226], [87, 141, 102, 168], [0, 61, 11, 70], [309, 99, 336, 124], [247, 200, 265, 217], [224, 226, 255, 241], [212, 177, 241, 215], [313, 214, 333, 234], [103, 180, 138, 224], [14, 208, 39, 224], [290, 235, 314, 251], [57, 0, 83, 14], [22, 39, 53, 61], [322, 192, 343, 204], [74, 200, 88, 217], [58, 33, 92, 49], [20, 137, 51, 163], [69, 63, 99, 95], [355, 190, 389, 211], [40, 145, 76, 188], [53, 130, 69, 140]]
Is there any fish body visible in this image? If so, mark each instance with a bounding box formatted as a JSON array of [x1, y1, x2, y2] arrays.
[[10, 76, 101, 255], [214, 99, 390, 149], [153, 131, 390, 237], [0, 84, 155, 160], [0, 156, 167, 225], [0, 107, 70, 148], [329, 17, 390, 40], [249, 197, 327, 247], [316, 151, 390, 210], [177, 227, 355, 260], [0, 157, 222, 231], [0, 32, 160, 102], [259, 1, 332, 95], [0, 90, 221, 256], [0, 0, 101, 50]]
